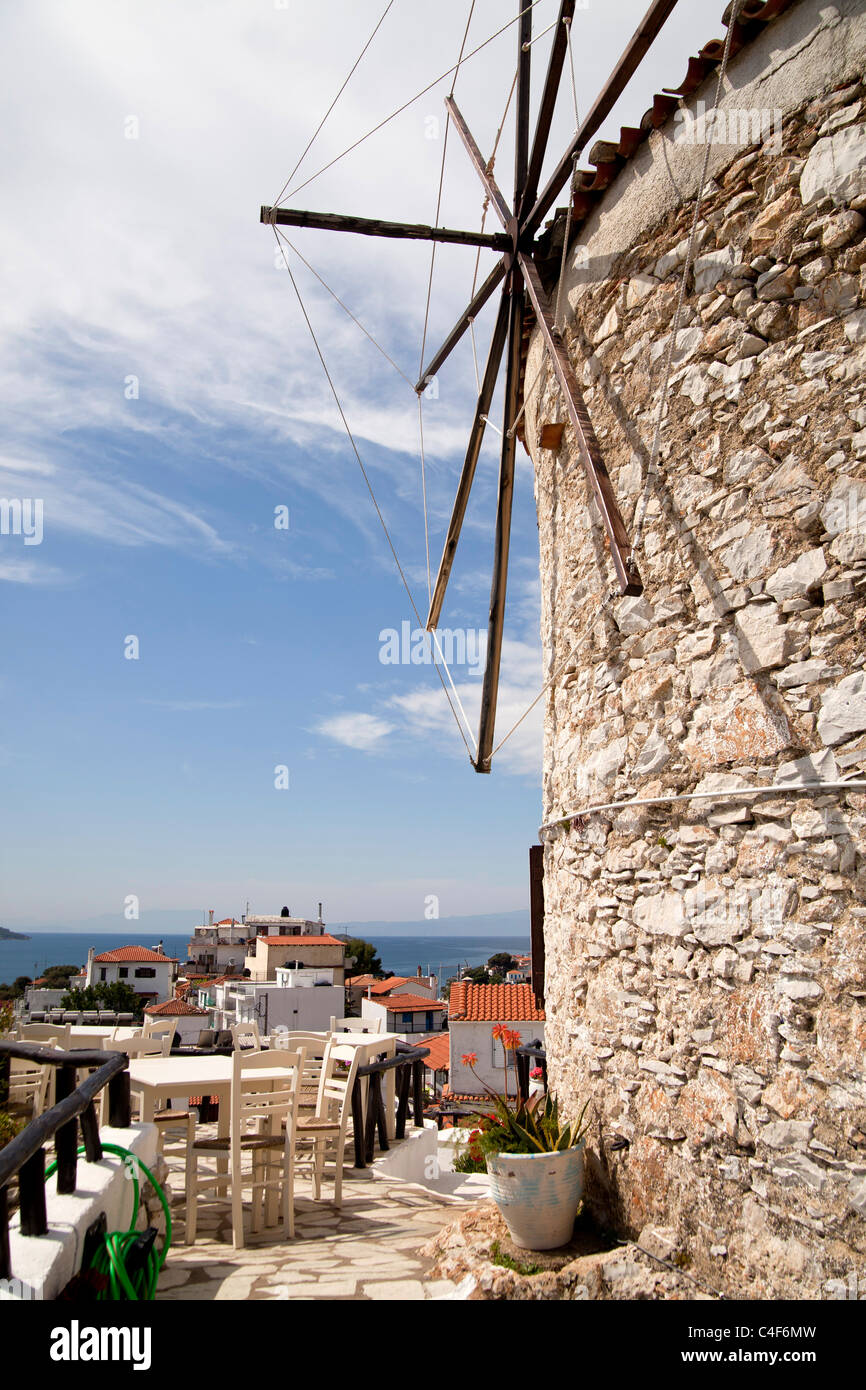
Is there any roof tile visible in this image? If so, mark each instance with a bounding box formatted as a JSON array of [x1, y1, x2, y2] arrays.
[[448, 981, 544, 1023]]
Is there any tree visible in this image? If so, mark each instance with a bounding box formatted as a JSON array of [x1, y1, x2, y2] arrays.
[[61, 981, 144, 1021], [487, 953, 515, 973], [42, 965, 80, 987], [0, 975, 32, 1001], [344, 938, 383, 977]]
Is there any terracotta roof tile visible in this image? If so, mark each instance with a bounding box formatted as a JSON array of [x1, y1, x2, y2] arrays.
[[260, 934, 343, 947], [382, 993, 446, 1012], [419, 1033, 450, 1071], [448, 982, 544, 1023], [144, 998, 208, 1016], [92, 945, 177, 964]]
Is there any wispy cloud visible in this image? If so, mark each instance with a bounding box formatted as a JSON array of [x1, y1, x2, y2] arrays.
[[315, 712, 395, 752]]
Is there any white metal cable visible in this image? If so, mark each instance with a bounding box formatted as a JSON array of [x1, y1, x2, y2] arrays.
[[418, 395, 433, 607], [273, 0, 398, 208], [272, 229, 477, 759], [285, 0, 549, 200], [274, 228, 415, 388], [539, 779, 866, 836]]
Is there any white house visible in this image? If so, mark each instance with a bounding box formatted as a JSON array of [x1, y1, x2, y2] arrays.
[[187, 913, 253, 975], [85, 944, 177, 1005], [446, 982, 545, 1098], [210, 978, 343, 1035], [143, 996, 209, 1044], [360, 992, 447, 1038]]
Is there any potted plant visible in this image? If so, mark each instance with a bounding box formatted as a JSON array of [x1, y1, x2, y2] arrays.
[[528, 1066, 545, 1099], [461, 1051, 590, 1250]]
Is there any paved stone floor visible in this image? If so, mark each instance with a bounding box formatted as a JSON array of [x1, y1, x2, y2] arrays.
[[153, 1141, 478, 1301]]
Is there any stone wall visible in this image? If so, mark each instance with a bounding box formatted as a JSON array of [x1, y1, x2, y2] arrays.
[[525, 0, 866, 1298]]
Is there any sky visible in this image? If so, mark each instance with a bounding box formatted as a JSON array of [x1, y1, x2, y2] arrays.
[[0, 0, 726, 929]]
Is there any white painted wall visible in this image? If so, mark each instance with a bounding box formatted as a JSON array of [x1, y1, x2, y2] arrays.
[[448, 1020, 545, 1095]]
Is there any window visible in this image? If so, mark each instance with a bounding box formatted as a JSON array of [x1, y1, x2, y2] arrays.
[[134, 967, 156, 979], [119, 967, 128, 979], [401, 1013, 413, 1029], [99, 968, 106, 982], [425, 1012, 433, 1031]]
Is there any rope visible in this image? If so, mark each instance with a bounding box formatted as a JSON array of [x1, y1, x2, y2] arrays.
[[564, 15, 580, 133], [272, 230, 477, 759], [274, 228, 415, 389], [489, 585, 617, 760], [418, 395, 433, 607], [630, 0, 743, 561], [284, 0, 548, 201], [273, 0, 398, 208]]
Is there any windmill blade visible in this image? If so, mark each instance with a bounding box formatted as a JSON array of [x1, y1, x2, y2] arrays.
[[521, 0, 680, 240], [518, 253, 642, 595], [521, 0, 577, 218], [474, 285, 525, 774], [415, 258, 507, 393], [260, 205, 509, 251], [445, 97, 513, 230], [426, 289, 511, 632], [514, 0, 533, 196]]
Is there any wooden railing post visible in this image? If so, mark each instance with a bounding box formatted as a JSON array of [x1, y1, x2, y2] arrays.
[[351, 1078, 365, 1169], [373, 1071, 388, 1153], [395, 1063, 411, 1140], [412, 1060, 424, 1127], [18, 1148, 48, 1237], [54, 1064, 79, 1194], [0, 1186, 10, 1281], [364, 1079, 378, 1166], [108, 1068, 131, 1128], [80, 1101, 103, 1164]]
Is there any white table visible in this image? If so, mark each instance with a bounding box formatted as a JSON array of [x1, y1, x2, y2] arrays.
[[68, 1027, 139, 1048]]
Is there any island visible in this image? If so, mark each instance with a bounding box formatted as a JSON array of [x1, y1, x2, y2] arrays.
[[0, 926, 30, 940]]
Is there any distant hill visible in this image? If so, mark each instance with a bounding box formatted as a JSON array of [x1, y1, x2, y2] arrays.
[[330, 910, 529, 938], [0, 926, 29, 940]]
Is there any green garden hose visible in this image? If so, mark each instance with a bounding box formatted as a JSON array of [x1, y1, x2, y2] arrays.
[[45, 1142, 172, 1300]]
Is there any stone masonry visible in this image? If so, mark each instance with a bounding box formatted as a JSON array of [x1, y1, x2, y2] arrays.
[[524, 0, 866, 1298]]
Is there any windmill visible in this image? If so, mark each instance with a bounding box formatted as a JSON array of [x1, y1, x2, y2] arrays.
[[261, 2, 682, 771]]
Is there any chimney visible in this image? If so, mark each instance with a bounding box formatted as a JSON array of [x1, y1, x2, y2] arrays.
[[86, 946, 94, 986], [367, 986, 372, 999], [417, 965, 422, 977], [208, 909, 214, 926], [318, 902, 323, 923], [157, 940, 164, 955]]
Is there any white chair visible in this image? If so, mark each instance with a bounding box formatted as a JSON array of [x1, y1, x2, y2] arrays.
[[269, 1031, 330, 1112], [19, 1022, 72, 1046], [329, 1016, 383, 1034], [230, 1020, 263, 1052], [8, 1058, 49, 1118], [294, 1041, 363, 1207], [142, 1018, 177, 1048], [184, 1047, 305, 1249]]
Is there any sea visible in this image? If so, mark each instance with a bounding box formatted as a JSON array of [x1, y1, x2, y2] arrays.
[[0, 933, 530, 988]]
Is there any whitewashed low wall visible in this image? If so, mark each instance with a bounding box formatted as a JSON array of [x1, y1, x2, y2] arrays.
[[3, 1122, 158, 1301]]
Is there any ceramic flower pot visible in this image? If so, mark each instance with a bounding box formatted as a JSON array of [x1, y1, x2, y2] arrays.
[[486, 1142, 585, 1250]]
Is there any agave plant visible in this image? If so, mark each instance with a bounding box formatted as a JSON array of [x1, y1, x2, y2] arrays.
[[481, 1091, 591, 1156]]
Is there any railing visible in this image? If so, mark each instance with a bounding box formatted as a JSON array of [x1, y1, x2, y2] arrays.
[[0, 1041, 132, 1281], [350, 1042, 430, 1169], [515, 1039, 547, 1103]]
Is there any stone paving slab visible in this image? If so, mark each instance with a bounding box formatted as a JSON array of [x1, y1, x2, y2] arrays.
[[153, 1143, 472, 1301]]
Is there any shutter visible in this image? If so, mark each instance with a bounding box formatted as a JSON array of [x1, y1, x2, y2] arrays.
[[529, 843, 545, 1009]]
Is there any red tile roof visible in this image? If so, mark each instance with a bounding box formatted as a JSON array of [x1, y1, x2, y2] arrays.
[[448, 982, 545, 1023], [145, 998, 208, 1016], [420, 1033, 450, 1072], [383, 994, 446, 1013], [93, 946, 177, 964], [348, 975, 419, 995]]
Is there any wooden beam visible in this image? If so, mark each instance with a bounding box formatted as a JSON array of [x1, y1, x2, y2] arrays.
[[514, 0, 533, 200], [518, 253, 642, 595], [521, 0, 576, 219], [445, 97, 513, 230], [426, 290, 510, 631], [520, 0, 680, 240], [474, 286, 524, 773], [414, 257, 506, 392], [529, 843, 545, 1009], [261, 206, 510, 252]]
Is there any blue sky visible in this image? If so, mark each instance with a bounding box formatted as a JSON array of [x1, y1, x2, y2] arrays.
[[0, 0, 725, 926]]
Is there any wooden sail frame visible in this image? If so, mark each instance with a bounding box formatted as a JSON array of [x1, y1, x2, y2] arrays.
[[262, 0, 681, 771]]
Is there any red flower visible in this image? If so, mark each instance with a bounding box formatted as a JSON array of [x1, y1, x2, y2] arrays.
[[461, 1052, 478, 1067]]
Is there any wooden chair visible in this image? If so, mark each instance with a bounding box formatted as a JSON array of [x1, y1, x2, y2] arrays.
[[269, 1031, 330, 1112], [294, 1041, 363, 1207], [231, 1021, 262, 1052], [184, 1047, 305, 1249], [19, 1022, 72, 1046], [329, 1015, 382, 1034]]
